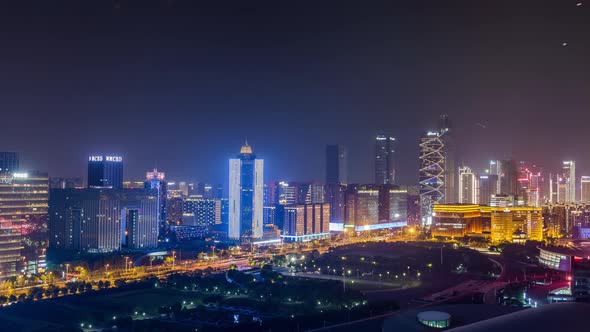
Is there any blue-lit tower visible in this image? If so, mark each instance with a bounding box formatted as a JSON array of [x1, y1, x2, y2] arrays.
[[229, 142, 264, 242]]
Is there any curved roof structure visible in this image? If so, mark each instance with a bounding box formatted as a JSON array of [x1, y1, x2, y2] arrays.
[[447, 303, 590, 332]]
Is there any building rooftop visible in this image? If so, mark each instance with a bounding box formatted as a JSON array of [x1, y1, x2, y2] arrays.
[[447, 303, 590, 332], [240, 142, 253, 154]]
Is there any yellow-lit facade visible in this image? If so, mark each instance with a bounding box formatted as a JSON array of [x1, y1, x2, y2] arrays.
[[433, 204, 543, 243]]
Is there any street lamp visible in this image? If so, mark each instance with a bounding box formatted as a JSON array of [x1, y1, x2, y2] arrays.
[[65, 264, 70, 280], [124, 257, 129, 273]]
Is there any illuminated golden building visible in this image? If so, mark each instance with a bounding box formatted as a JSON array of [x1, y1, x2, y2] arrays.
[[431, 204, 484, 238], [433, 204, 543, 243], [527, 210, 543, 242], [491, 210, 515, 243]]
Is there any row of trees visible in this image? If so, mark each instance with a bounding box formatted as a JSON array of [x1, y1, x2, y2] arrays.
[[0, 279, 118, 304]]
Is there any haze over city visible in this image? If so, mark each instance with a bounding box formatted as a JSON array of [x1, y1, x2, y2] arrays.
[[1, 0, 589, 184]]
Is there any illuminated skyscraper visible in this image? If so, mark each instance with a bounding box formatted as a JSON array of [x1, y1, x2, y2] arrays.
[[458, 166, 477, 204], [144, 169, 168, 240], [0, 171, 48, 278], [375, 135, 395, 185], [418, 131, 445, 225], [326, 144, 348, 226], [489, 160, 502, 194], [500, 159, 518, 196], [563, 161, 576, 202], [581, 176, 590, 203], [229, 142, 264, 241], [87, 155, 123, 189], [438, 115, 456, 203], [479, 174, 498, 206], [326, 145, 348, 184], [378, 187, 408, 222], [183, 197, 217, 226], [48, 188, 158, 252], [277, 181, 297, 205]]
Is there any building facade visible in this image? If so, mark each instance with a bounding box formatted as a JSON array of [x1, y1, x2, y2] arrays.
[[458, 166, 477, 204], [375, 135, 395, 185], [419, 131, 446, 225], [228, 143, 264, 241], [581, 176, 590, 203], [326, 144, 348, 184], [282, 203, 330, 242], [87, 155, 123, 189], [0, 171, 49, 277], [49, 188, 159, 252], [0, 152, 19, 174], [563, 161, 576, 202], [144, 168, 168, 240]]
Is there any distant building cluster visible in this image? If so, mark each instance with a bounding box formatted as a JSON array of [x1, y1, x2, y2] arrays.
[[0, 113, 587, 283]]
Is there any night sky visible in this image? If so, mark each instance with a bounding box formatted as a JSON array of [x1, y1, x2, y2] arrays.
[[1, 0, 588, 186]]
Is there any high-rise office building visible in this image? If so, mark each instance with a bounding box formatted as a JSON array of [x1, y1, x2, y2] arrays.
[[581, 176, 590, 203], [166, 196, 184, 225], [277, 181, 297, 205], [500, 159, 518, 196], [326, 145, 348, 184], [49, 188, 158, 252], [479, 174, 498, 206], [375, 135, 395, 185], [0, 152, 19, 174], [418, 131, 445, 225], [344, 185, 380, 227], [145, 169, 168, 240], [563, 161, 576, 202], [489, 160, 502, 195], [438, 115, 456, 203], [87, 155, 123, 189], [282, 203, 330, 242], [0, 171, 49, 278], [378, 186, 408, 222], [228, 142, 264, 241], [121, 196, 158, 249], [325, 183, 346, 225], [458, 166, 477, 204], [183, 197, 217, 226], [557, 176, 567, 203]]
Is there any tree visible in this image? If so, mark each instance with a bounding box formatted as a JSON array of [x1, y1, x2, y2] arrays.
[[17, 294, 25, 302], [104, 280, 111, 288], [115, 279, 126, 288], [0, 295, 7, 304], [98, 280, 104, 289], [85, 283, 93, 292]]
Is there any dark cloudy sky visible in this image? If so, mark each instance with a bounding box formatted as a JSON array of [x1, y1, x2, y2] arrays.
[[0, 0, 588, 185]]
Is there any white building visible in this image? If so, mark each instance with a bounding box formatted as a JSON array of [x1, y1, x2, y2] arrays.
[[229, 142, 264, 241], [563, 161, 576, 202], [581, 176, 590, 203], [458, 166, 478, 204]]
